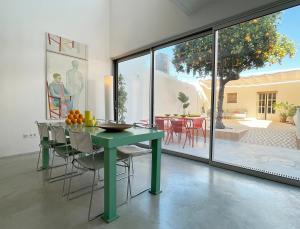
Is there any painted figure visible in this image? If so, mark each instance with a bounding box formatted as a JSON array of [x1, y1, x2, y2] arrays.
[[66, 60, 84, 109], [48, 73, 73, 117]]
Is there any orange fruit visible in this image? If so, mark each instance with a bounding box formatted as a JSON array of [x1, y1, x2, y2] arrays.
[[69, 110, 74, 115], [73, 114, 78, 119], [65, 119, 71, 125], [77, 119, 82, 124], [68, 114, 73, 120], [75, 110, 80, 115], [78, 114, 83, 119], [71, 119, 77, 124]]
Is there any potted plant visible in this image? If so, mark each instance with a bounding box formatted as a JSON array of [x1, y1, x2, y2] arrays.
[[274, 102, 295, 123], [117, 74, 127, 123], [178, 92, 190, 115]]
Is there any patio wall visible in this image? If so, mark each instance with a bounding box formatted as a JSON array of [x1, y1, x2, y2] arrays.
[[154, 71, 206, 116], [203, 70, 300, 121], [124, 70, 204, 124], [125, 69, 300, 123]]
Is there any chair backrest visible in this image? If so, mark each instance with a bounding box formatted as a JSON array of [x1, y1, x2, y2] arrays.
[[69, 130, 93, 154], [69, 130, 78, 150], [36, 122, 49, 140], [50, 125, 67, 144], [155, 118, 165, 130], [192, 118, 204, 128], [170, 119, 185, 133]]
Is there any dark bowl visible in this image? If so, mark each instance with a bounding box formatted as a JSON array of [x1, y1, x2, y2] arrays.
[[98, 123, 133, 132]]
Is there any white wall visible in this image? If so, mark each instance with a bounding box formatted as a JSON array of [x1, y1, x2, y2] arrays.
[[154, 72, 204, 116], [110, 0, 277, 57], [0, 0, 111, 157]]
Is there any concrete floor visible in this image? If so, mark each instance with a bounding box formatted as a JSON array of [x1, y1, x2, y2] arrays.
[[162, 139, 300, 178], [1, 153, 300, 229]]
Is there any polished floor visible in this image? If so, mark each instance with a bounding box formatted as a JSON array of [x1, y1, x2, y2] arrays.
[[162, 119, 300, 179], [0, 153, 300, 229]]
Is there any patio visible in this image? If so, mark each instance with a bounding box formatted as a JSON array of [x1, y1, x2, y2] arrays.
[[161, 119, 300, 178]]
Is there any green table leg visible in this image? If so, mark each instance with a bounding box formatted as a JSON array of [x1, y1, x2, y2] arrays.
[[42, 138, 50, 169], [102, 147, 119, 223], [150, 138, 162, 195]]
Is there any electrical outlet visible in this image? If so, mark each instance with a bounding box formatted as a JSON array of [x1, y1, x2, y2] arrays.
[[23, 133, 37, 139]]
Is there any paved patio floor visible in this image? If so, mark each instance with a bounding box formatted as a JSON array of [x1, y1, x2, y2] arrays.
[[161, 119, 300, 179]]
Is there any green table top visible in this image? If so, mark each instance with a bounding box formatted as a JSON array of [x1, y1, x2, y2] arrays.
[[77, 127, 164, 148]]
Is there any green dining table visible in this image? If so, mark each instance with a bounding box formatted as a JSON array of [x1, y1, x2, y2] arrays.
[[41, 126, 164, 223]]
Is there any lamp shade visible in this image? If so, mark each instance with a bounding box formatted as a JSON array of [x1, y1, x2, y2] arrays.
[[104, 75, 113, 120]]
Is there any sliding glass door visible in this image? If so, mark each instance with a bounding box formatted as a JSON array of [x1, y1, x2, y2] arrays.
[[114, 2, 300, 185], [213, 5, 300, 180], [153, 33, 213, 159]]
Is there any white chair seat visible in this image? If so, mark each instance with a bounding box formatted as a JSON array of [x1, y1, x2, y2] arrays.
[[117, 145, 151, 157]]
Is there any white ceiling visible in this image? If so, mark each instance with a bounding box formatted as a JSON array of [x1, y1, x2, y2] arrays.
[[169, 0, 217, 15]]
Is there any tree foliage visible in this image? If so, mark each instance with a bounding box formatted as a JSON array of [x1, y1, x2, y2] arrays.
[[118, 74, 127, 123], [172, 12, 296, 128]]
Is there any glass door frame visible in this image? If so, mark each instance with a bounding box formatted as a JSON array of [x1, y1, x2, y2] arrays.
[[112, 0, 300, 187], [113, 50, 151, 123]]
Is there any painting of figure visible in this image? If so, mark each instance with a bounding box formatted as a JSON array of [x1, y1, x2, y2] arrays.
[[46, 33, 87, 119]]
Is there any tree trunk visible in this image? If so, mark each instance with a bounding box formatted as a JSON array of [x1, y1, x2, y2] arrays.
[[215, 81, 225, 129]]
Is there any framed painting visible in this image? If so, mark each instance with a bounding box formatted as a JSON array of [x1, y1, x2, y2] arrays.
[[46, 33, 88, 119]]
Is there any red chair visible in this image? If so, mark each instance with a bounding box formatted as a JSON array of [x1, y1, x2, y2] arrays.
[[155, 117, 169, 142], [166, 119, 192, 148], [188, 118, 206, 146], [155, 118, 165, 130]]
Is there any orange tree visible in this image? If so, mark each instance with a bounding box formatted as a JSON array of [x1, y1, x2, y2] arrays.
[[172, 13, 295, 128]]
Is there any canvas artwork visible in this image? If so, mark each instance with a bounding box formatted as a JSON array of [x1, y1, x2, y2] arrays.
[[46, 33, 88, 119]]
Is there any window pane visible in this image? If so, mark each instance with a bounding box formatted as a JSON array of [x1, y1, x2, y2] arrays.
[[213, 5, 300, 181], [117, 54, 150, 124], [154, 34, 213, 159]]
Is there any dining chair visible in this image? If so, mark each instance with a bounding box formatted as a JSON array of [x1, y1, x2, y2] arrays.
[[117, 145, 151, 201], [48, 125, 80, 194], [35, 121, 58, 170], [155, 117, 169, 142], [67, 130, 130, 221], [166, 119, 192, 148]]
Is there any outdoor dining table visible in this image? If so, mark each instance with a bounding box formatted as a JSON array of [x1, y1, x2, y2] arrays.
[[40, 126, 164, 223]]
